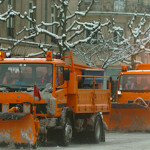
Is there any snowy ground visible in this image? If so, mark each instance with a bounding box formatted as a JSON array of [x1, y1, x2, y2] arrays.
[[0, 132, 150, 150]]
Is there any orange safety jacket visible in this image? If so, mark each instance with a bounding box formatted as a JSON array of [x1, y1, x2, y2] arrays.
[[143, 86, 148, 90], [42, 74, 52, 83], [2, 77, 7, 84], [9, 107, 19, 113], [125, 83, 134, 90], [2, 77, 16, 84]]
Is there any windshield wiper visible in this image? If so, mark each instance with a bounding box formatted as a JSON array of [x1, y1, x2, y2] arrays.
[[0, 84, 13, 91], [0, 84, 34, 91], [12, 84, 33, 88], [0, 84, 45, 91]]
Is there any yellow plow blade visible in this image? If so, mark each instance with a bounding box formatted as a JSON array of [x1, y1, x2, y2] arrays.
[[103, 103, 150, 131], [0, 113, 40, 145]]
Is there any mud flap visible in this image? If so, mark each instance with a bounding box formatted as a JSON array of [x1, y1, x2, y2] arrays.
[[103, 103, 150, 131], [0, 113, 39, 145]]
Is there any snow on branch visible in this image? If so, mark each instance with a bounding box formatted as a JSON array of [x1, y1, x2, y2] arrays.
[[128, 14, 147, 38], [66, 0, 94, 20], [67, 20, 111, 48], [40, 21, 60, 27]]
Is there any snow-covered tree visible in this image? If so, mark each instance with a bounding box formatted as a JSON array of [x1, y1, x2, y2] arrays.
[[127, 14, 150, 69], [74, 14, 150, 69]]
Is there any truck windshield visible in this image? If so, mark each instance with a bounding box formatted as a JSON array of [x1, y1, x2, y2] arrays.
[[0, 63, 52, 90], [119, 74, 150, 91]]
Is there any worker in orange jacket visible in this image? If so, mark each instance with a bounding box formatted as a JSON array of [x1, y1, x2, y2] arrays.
[[2, 70, 16, 84], [125, 79, 134, 90], [41, 67, 52, 84]]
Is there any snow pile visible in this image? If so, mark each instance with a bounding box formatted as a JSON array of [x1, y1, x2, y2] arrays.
[[41, 83, 56, 116], [20, 128, 34, 145], [0, 130, 11, 143]]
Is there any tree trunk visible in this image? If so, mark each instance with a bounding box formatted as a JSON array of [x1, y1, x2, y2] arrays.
[[131, 55, 136, 69]]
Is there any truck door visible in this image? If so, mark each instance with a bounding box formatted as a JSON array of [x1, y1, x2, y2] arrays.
[[55, 66, 67, 116]]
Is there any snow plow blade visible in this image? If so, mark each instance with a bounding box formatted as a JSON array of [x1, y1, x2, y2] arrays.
[[0, 113, 40, 145], [103, 103, 150, 131]]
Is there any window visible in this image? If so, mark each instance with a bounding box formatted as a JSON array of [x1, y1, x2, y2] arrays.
[[114, 30, 123, 43], [119, 74, 150, 91], [29, 1, 33, 28], [114, 0, 126, 12], [51, 6, 56, 43], [56, 66, 64, 86], [51, 6, 55, 33], [8, 0, 11, 5], [113, 24, 124, 43], [7, 0, 13, 37], [86, 30, 98, 44], [137, 0, 141, 4], [7, 17, 13, 36], [0, 63, 53, 90]]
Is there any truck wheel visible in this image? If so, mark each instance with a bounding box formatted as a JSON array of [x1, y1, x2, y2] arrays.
[[31, 141, 38, 149], [92, 115, 105, 143], [58, 118, 72, 146]]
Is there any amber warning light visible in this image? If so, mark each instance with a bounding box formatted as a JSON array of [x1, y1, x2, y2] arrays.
[[122, 66, 127, 72], [46, 51, 53, 61], [0, 51, 5, 61]]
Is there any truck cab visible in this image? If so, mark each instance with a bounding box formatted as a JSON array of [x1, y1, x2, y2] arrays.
[[117, 69, 150, 104]]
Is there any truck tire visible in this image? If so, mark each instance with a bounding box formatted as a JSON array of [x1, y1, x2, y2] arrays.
[[92, 115, 105, 143], [58, 117, 72, 146], [31, 141, 38, 149]]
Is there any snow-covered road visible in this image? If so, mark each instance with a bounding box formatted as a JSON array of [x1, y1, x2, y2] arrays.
[[1, 132, 150, 150]]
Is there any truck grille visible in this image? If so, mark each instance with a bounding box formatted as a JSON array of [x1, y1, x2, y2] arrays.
[[35, 104, 47, 114], [0, 103, 47, 114]]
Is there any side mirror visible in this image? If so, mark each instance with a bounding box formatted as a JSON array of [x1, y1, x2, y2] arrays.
[[64, 69, 70, 81]]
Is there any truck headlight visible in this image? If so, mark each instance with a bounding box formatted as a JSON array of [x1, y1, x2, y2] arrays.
[[117, 90, 122, 96], [23, 103, 31, 114], [2, 104, 9, 112]]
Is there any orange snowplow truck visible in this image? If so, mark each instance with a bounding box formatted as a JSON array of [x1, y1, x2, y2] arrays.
[[104, 64, 150, 131], [0, 51, 111, 147]]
